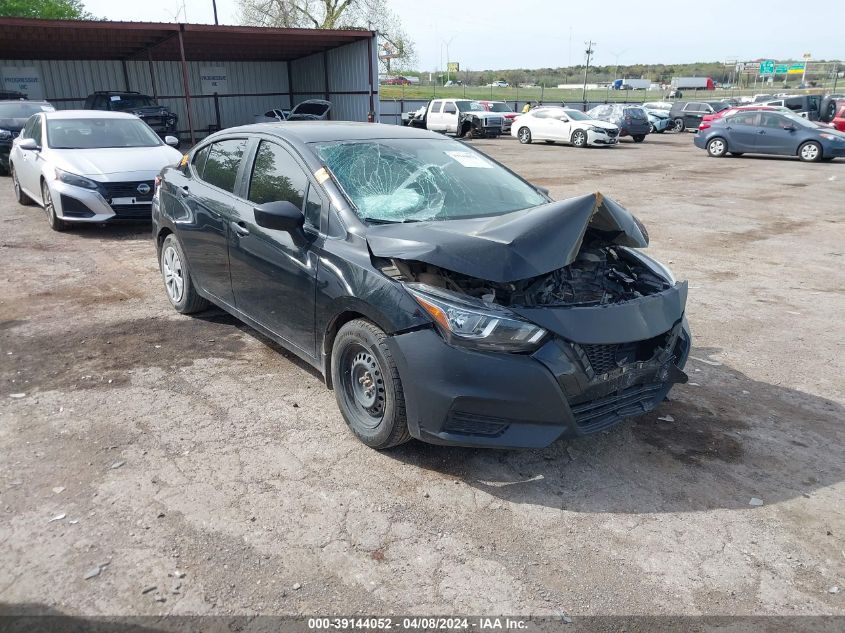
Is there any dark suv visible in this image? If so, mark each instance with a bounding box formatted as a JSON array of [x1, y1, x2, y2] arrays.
[[84, 91, 177, 136], [669, 101, 731, 132]]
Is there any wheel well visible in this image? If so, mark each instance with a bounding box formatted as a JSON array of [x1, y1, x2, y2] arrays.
[[322, 310, 370, 389], [156, 227, 173, 255]]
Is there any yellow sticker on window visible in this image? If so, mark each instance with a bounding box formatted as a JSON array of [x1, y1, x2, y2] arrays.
[[180, 154, 189, 167], [314, 167, 330, 184]]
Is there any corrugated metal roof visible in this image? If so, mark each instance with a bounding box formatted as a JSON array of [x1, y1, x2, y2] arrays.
[[0, 18, 374, 62]]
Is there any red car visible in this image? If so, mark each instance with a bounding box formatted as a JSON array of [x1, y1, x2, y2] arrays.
[[477, 100, 519, 131], [698, 105, 788, 131], [832, 101, 845, 132]]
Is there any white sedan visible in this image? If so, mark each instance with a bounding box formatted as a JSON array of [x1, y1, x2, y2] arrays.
[[512, 107, 620, 147], [9, 110, 182, 231]]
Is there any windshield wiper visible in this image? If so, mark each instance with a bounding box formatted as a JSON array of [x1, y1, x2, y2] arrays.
[[363, 217, 421, 224]]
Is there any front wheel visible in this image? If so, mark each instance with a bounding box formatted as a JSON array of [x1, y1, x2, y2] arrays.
[[571, 130, 588, 148], [11, 165, 34, 206], [159, 234, 209, 314], [798, 141, 822, 162], [648, 122, 656, 133], [331, 319, 410, 450], [42, 180, 69, 232], [706, 137, 728, 157], [632, 135, 645, 143], [517, 127, 532, 144]]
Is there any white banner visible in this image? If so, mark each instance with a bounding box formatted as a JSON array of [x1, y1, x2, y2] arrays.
[[200, 66, 228, 95], [2, 66, 44, 100]]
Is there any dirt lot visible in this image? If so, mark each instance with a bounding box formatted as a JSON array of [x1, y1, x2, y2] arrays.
[[1, 132, 843, 622]]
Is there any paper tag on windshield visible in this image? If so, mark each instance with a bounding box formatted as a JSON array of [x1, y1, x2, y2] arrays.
[[445, 151, 493, 169], [110, 95, 121, 101], [41, 105, 55, 112]]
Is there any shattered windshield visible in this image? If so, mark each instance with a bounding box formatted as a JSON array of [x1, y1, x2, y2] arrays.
[[314, 138, 547, 223]]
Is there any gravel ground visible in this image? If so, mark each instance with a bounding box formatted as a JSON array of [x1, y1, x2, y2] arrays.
[[0, 132, 843, 623]]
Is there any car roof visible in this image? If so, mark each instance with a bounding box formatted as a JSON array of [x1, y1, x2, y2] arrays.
[[43, 110, 140, 120], [0, 99, 51, 105], [89, 91, 143, 95], [215, 121, 450, 144]]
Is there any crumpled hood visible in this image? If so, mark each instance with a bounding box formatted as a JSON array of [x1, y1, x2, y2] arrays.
[[365, 192, 648, 283], [588, 120, 620, 130], [49, 145, 182, 177], [117, 106, 172, 118]]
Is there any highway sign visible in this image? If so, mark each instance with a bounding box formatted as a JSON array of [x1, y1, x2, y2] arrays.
[[759, 60, 775, 75]]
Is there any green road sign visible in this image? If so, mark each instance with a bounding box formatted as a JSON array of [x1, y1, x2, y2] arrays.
[[787, 63, 805, 75], [759, 60, 775, 75], [775, 64, 789, 74]]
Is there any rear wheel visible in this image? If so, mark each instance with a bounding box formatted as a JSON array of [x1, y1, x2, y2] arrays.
[[798, 141, 822, 162], [159, 233, 209, 314], [11, 165, 34, 206], [632, 135, 646, 143], [331, 319, 410, 450], [673, 118, 685, 133], [648, 122, 656, 133], [706, 137, 728, 157], [571, 129, 588, 148], [517, 127, 532, 144], [42, 180, 69, 232]]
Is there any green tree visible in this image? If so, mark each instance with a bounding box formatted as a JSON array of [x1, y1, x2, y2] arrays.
[[0, 0, 94, 19]]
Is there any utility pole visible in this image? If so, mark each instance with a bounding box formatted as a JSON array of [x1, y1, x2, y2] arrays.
[[582, 41, 595, 105], [212, 0, 218, 25]]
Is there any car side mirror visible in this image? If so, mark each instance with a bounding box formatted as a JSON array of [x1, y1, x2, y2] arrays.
[[254, 200, 304, 232], [164, 135, 180, 148], [558, 116, 569, 122], [18, 138, 39, 151]]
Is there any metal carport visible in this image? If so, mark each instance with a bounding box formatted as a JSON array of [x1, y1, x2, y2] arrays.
[[0, 18, 379, 143]]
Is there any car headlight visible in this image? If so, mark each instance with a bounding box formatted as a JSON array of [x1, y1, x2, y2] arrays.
[[405, 283, 547, 353], [54, 167, 100, 190], [588, 126, 606, 133], [819, 133, 843, 141], [0, 129, 11, 140]]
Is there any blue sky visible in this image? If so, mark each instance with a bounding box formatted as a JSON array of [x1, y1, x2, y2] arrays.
[[84, 0, 841, 70]]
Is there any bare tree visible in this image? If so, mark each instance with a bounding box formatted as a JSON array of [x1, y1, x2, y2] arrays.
[[238, 0, 416, 71]]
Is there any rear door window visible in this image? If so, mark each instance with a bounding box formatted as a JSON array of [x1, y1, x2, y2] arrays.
[[443, 102, 457, 114], [201, 138, 248, 194], [728, 112, 759, 126], [683, 102, 704, 112]]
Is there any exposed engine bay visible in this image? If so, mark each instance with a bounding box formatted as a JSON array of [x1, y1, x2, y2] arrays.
[[379, 232, 671, 308]]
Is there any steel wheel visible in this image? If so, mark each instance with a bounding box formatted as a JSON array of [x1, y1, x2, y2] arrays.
[[517, 127, 532, 144], [707, 138, 727, 157], [161, 244, 185, 303], [798, 141, 822, 162], [340, 344, 386, 430], [572, 130, 587, 147]]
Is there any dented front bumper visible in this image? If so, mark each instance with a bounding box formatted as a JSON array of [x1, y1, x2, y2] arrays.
[[387, 316, 691, 449]]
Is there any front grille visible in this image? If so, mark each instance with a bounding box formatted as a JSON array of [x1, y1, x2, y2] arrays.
[[111, 204, 152, 219], [443, 411, 510, 437], [577, 330, 673, 376], [101, 181, 155, 201], [581, 343, 618, 375], [142, 116, 163, 126], [571, 383, 663, 433], [606, 129, 619, 138], [485, 117, 504, 127]]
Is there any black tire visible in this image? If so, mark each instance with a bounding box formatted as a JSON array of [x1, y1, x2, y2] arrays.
[[331, 319, 410, 450], [706, 137, 728, 158], [42, 180, 69, 232], [159, 233, 209, 314], [11, 164, 34, 206], [798, 141, 823, 162], [819, 96, 836, 123], [729, 152, 744, 157], [517, 127, 532, 144], [673, 118, 685, 133], [632, 135, 646, 143], [462, 125, 474, 140], [571, 129, 588, 148]]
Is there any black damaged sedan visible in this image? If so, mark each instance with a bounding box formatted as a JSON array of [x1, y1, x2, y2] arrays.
[[153, 122, 690, 449]]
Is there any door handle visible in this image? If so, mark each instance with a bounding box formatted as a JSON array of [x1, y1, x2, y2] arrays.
[[758, 130, 766, 134], [231, 221, 250, 237]]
